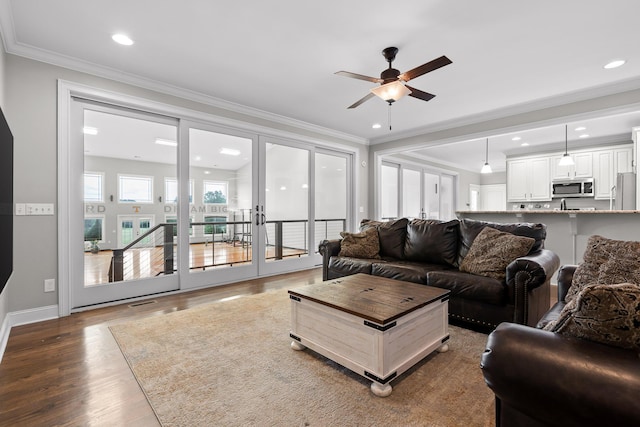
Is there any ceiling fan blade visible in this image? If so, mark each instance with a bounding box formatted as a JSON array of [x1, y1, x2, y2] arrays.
[[399, 55, 452, 82], [406, 86, 436, 102], [347, 92, 376, 109], [335, 71, 383, 84]]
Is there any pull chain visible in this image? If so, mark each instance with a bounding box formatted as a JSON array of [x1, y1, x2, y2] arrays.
[[388, 102, 392, 131]]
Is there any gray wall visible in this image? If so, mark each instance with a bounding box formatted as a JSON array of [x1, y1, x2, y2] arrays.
[[5, 54, 369, 313]]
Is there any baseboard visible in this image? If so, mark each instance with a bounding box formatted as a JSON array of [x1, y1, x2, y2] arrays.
[[0, 312, 10, 363], [0, 305, 59, 363]]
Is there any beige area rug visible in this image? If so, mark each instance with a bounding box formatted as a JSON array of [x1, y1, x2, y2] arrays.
[[110, 290, 495, 427]]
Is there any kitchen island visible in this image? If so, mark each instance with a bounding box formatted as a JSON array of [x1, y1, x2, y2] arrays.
[[456, 210, 640, 277]]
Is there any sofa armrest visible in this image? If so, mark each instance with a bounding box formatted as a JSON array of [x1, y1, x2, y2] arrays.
[[481, 323, 640, 427], [556, 264, 577, 302], [318, 239, 342, 281], [505, 249, 560, 324]]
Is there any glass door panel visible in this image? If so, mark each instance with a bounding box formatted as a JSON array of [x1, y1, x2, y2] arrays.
[[381, 163, 399, 220], [186, 126, 255, 283], [440, 174, 455, 220], [314, 151, 349, 262], [402, 168, 422, 218], [264, 143, 309, 263], [74, 101, 179, 307], [424, 172, 440, 219]]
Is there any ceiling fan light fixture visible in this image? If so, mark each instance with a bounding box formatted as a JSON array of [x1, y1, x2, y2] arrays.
[[370, 80, 411, 103]]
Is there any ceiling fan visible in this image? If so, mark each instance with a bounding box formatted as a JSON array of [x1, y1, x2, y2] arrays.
[[335, 47, 452, 109]]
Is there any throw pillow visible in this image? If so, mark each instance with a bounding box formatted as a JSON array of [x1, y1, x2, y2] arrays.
[[567, 235, 640, 303], [360, 218, 409, 259], [338, 227, 380, 259], [459, 226, 535, 281], [544, 283, 640, 350], [403, 219, 460, 266]]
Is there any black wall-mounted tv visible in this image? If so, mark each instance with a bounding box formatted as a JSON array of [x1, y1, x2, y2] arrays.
[[0, 106, 13, 293]]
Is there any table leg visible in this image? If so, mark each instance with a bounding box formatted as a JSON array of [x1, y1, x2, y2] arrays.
[[291, 340, 306, 351], [371, 382, 392, 397]]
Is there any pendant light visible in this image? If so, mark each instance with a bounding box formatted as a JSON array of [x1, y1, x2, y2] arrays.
[[481, 138, 492, 174], [558, 124, 575, 166]]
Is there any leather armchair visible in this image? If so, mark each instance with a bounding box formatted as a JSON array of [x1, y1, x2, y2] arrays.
[[481, 265, 640, 426]]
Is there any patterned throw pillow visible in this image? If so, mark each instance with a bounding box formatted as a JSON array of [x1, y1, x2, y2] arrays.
[[459, 226, 535, 281], [338, 227, 380, 259], [567, 235, 640, 303], [544, 283, 640, 350]]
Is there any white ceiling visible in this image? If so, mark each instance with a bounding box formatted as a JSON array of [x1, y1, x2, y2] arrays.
[[3, 0, 640, 172]]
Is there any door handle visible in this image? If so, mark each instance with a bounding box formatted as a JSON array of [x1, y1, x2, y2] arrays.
[[255, 205, 260, 226], [261, 213, 265, 225]]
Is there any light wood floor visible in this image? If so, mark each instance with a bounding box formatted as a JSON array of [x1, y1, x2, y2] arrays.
[[0, 268, 323, 426]]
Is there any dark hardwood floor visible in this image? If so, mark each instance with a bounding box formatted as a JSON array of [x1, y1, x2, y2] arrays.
[[0, 268, 323, 426]]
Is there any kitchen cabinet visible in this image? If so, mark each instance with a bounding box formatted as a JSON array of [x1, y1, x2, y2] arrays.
[[507, 156, 551, 202], [551, 152, 592, 179], [593, 145, 633, 200]]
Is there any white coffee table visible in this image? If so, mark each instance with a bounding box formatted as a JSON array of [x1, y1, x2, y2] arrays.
[[289, 273, 450, 397]]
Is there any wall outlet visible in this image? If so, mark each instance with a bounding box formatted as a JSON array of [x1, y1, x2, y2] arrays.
[[44, 278, 56, 292]]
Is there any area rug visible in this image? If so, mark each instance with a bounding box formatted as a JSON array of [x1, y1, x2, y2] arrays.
[[110, 289, 494, 427]]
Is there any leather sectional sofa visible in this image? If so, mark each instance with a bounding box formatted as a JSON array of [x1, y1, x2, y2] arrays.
[[481, 265, 640, 426], [319, 218, 560, 329]]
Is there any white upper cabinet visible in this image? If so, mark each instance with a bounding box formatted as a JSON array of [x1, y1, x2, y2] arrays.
[[551, 152, 593, 179], [593, 145, 634, 199], [507, 156, 551, 202]]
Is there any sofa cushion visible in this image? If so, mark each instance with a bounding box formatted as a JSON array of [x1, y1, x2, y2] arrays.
[[338, 227, 380, 259], [360, 218, 409, 259], [544, 283, 640, 350], [327, 256, 376, 277], [459, 227, 535, 281], [371, 261, 453, 285], [427, 270, 507, 305], [458, 219, 546, 266], [403, 219, 459, 266], [567, 235, 640, 303]]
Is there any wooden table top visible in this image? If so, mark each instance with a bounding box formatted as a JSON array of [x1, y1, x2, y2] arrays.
[[288, 274, 450, 325]]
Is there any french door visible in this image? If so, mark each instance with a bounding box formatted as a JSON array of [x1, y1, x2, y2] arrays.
[[66, 95, 353, 309]]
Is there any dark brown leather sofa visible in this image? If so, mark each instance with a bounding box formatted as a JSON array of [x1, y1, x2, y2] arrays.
[[481, 265, 640, 426], [318, 218, 560, 329]]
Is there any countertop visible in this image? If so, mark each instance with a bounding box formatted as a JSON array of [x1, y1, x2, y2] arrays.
[[456, 210, 640, 214]]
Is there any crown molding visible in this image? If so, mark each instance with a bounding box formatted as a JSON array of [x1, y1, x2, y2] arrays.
[[0, 4, 367, 146]]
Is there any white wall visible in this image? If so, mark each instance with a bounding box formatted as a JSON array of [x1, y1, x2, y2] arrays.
[[5, 54, 369, 313]]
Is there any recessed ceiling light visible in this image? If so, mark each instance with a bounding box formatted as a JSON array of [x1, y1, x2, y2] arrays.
[[83, 126, 98, 135], [112, 34, 134, 46], [604, 59, 625, 69], [204, 171, 210, 175], [220, 147, 241, 156], [195, 155, 202, 161], [280, 186, 287, 191], [579, 134, 590, 138], [521, 142, 530, 147], [301, 184, 308, 189], [372, 123, 382, 129], [574, 126, 586, 131], [155, 138, 177, 147], [511, 136, 521, 141]]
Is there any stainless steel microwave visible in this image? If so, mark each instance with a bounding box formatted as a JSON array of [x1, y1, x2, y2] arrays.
[[551, 178, 594, 198]]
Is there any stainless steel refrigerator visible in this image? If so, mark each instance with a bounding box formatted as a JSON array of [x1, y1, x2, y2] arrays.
[[614, 172, 636, 210]]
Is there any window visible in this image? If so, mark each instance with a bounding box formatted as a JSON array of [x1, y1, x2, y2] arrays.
[[119, 175, 153, 203], [204, 215, 227, 235], [165, 178, 193, 203], [203, 181, 228, 204], [84, 216, 104, 242], [84, 172, 104, 202]]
